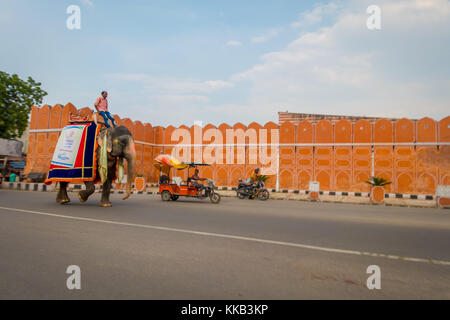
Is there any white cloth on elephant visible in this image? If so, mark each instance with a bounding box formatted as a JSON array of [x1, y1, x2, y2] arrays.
[[117, 158, 125, 184], [99, 134, 108, 184]]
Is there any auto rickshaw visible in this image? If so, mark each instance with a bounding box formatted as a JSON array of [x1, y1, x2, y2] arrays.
[[153, 154, 221, 204]]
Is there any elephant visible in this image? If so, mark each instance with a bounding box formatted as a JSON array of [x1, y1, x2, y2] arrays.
[[56, 125, 136, 207]]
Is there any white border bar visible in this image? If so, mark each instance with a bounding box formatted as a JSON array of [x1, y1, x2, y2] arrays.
[[29, 129, 450, 147]]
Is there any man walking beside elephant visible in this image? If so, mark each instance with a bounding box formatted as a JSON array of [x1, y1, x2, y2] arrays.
[[94, 91, 116, 128]]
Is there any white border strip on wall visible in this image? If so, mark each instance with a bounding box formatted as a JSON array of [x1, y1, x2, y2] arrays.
[[29, 128, 63, 133], [29, 129, 450, 147], [146, 142, 450, 147]]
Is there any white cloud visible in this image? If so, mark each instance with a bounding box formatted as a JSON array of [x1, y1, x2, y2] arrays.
[[152, 94, 210, 104], [107, 73, 234, 94], [291, 2, 339, 28], [288, 29, 333, 47], [103, 0, 450, 125], [226, 40, 242, 46], [104, 74, 235, 125], [229, 0, 450, 121], [203, 80, 234, 89], [251, 28, 282, 43], [80, 0, 94, 6]]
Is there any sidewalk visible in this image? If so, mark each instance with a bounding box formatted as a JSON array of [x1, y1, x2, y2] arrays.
[[1, 181, 442, 209]]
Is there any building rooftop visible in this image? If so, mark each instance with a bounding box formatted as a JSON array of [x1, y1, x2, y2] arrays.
[[278, 111, 404, 125]]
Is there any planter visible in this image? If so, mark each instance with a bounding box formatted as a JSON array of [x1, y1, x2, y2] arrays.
[[309, 191, 319, 201], [370, 186, 385, 204], [436, 185, 450, 208], [134, 177, 146, 192], [308, 181, 320, 201], [438, 197, 450, 208]]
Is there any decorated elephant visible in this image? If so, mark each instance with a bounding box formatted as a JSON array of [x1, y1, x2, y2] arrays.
[[55, 125, 136, 207]]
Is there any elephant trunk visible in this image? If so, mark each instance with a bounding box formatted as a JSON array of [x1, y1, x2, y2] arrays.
[[122, 139, 136, 200]]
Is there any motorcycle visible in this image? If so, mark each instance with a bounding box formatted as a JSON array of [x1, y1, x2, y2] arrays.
[[236, 180, 270, 200]]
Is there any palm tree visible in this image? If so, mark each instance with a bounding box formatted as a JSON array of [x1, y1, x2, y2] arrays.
[[256, 174, 270, 183], [365, 176, 391, 187]]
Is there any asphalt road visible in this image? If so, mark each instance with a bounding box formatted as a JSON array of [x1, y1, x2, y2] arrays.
[[0, 189, 449, 299]]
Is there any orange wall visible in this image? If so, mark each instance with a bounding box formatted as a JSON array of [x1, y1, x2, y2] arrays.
[[25, 104, 450, 195]]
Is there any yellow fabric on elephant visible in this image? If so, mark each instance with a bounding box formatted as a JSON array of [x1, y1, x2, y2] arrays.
[[99, 134, 108, 184], [117, 158, 124, 184]]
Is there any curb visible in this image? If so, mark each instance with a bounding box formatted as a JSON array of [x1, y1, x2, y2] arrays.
[[1, 182, 56, 192], [213, 186, 434, 200]]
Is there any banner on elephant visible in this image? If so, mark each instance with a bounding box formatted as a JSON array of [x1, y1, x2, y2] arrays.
[[51, 125, 85, 168], [45, 122, 101, 184]]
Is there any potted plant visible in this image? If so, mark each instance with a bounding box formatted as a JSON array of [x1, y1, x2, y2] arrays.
[[253, 175, 270, 200], [134, 173, 146, 192], [365, 177, 391, 204], [256, 174, 270, 183]]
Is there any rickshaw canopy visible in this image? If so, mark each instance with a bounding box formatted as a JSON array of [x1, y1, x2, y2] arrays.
[[153, 154, 189, 175]]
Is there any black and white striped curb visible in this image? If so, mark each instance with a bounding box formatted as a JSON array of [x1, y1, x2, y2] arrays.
[[1, 182, 435, 200], [0, 182, 160, 195], [1, 182, 57, 192], [384, 193, 434, 200], [207, 186, 435, 200]]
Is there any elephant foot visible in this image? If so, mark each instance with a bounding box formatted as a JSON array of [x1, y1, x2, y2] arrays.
[[58, 199, 70, 204], [78, 193, 87, 203], [99, 202, 112, 207]]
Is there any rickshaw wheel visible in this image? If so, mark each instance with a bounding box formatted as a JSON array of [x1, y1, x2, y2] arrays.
[[161, 190, 172, 201], [210, 192, 221, 204], [171, 195, 179, 201]]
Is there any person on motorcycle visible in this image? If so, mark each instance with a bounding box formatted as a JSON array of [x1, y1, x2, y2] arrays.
[[245, 167, 261, 185], [242, 167, 261, 199], [190, 169, 206, 193]]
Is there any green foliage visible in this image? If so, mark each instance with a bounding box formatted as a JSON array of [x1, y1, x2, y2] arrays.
[[365, 176, 391, 187], [0, 71, 47, 139], [256, 174, 270, 182]]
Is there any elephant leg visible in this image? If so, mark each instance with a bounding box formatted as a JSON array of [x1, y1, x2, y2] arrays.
[[78, 181, 95, 203], [57, 182, 70, 204], [99, 167, 116, 207], [100, 180, 112, 207]]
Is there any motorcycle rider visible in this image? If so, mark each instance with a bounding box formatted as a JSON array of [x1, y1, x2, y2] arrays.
[[242, 167, 261, 198], [245, 167, 261, 185], [237, 167, 269, 200]]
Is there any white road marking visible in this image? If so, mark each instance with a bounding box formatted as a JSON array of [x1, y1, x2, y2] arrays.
[[1, 206, 449, 266]]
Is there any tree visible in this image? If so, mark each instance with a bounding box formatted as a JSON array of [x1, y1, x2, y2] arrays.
[[0, 71, 47, 140]]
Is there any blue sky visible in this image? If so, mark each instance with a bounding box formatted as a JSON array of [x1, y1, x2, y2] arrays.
[[1, 0, 449, 126]]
